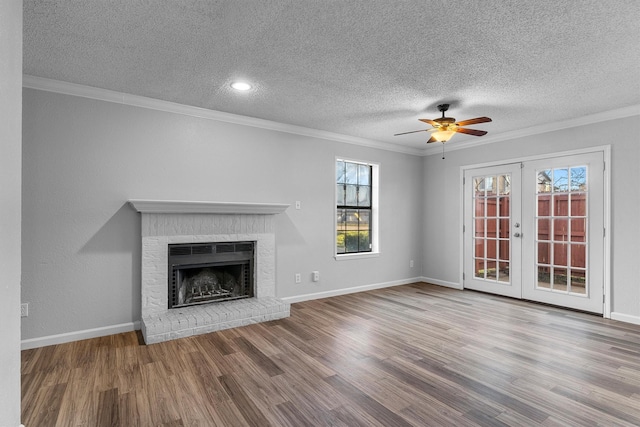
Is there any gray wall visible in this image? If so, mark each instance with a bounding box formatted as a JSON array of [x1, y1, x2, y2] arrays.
[[422, 115, 640, 319], [0, 0, 22, 425], [21, 88, 424, 340], [20, 85, 640, 345]]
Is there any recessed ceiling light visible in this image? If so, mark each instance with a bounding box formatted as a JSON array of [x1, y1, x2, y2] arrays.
[[231, 81, 252, 91]]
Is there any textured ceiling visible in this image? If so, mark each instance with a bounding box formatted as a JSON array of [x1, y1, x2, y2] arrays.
[[23, 1, 640, 151]]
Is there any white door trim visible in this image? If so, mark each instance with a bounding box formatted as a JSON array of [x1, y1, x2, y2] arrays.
[[459, 145, 611, 318]]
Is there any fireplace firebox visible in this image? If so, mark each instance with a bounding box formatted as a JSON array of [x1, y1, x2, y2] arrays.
[[168, 241, 254, 309]]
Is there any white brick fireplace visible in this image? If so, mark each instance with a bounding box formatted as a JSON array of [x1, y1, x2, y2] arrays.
[[129, 200, 291, 344]]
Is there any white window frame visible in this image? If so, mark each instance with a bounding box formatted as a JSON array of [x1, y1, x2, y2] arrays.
[[335, 157, 379, 260]]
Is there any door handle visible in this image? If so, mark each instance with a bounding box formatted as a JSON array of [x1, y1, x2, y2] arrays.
[[513, 232, 521, 238]]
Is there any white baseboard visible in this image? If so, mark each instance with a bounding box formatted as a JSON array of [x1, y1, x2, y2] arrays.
[[21, 321, 141, 350], [419, 276, 463, 290], [19, 303, 639, 351], [610, 312, 640, 326], [280, 277, 424, 304]]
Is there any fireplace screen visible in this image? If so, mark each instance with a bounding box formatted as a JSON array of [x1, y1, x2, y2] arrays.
[[168, 242, 254, 309]]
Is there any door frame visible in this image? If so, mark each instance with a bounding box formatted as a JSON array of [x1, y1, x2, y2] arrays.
[[459, 145, 611, 318]]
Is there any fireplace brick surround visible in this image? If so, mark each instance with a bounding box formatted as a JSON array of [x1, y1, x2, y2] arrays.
[[129, 200, 290, 344]]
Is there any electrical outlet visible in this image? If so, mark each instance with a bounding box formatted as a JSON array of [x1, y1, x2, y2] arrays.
[[295, 200, 301, 210], [21, 303, 28, 317], [295, 273, 301, 284], [410, 260, 414, 268], [312, 271, 320, 282]]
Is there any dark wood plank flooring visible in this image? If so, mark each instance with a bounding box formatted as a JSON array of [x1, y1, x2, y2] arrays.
[[21, 283, 640, 426]]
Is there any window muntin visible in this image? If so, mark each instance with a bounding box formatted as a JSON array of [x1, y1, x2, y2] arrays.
[[336, 160, 373, 254]]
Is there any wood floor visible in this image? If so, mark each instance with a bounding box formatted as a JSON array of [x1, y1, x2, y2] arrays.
[[21, 283, 640, 426]]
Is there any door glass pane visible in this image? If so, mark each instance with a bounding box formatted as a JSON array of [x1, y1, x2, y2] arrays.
[[486, 198, 498, 217], [570, 167, 587, 191], [538, 194, 551, 216], [553, 195, 568, 216], [570, 270, 587, 295], [553, 242, 568, 266], [554, 268, 568, 291], [486, 176, 496, 195], [475, 259, 485, 278], [475, 198, 486, 216], [570, 218, 586, 242], [553, 219, 568, 241], [474, 239, 485, 258], [498, 175, 511, 195], [474, 177, 485, 195], [554, 169, 569, 192], [536, 165, 590, 296], [538, 242, 550, 264], [486, 260, 497, 279], [538, 219, 550, 240], [538, 170, 552, 193], [498, 240, 510, 260], [499, 219, 510, 238], [570, 194, 586, 216], [498, 261, 510, 283], [498, 197, 510, 216], [571, 244, 586, 268], [486, 219, 497, 237], [475, 219, 485, 238], [538, 266, 551, 289], [471, 173, 512, 284], [486, 239, 497, 260]]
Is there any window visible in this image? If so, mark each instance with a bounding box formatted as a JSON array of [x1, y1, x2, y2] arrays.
[[336, 159, 378, 255]]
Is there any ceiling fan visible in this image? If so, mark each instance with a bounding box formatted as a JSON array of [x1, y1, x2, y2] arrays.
[[394, 104, 492, 143]]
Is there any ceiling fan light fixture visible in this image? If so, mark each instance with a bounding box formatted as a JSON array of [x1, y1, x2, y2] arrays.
[[432, 129, 456, 142]]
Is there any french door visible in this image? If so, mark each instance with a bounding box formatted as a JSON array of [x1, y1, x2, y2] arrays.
[[463, 163, 522, 298], [463, 152, 605, 314]]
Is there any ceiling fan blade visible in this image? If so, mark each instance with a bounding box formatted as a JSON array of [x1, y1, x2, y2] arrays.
[[426, 135, 438, 143], [394, 129, 429, 136], [455, 127, 488, 136], [419, 119, 439, 126], [455, 117, 492, 127]]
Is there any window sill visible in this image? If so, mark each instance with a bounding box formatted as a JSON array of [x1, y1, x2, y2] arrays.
[[334, 252, 380, 261]]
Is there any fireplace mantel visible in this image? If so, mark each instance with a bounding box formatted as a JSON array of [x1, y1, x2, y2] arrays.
[[129, 199, 290, 215]]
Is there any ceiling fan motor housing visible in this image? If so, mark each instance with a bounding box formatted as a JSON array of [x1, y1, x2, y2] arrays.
[[435, 117, 456, 125], [436, 104, 456, 125]]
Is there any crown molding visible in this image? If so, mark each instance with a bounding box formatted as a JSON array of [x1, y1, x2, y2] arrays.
[[421, 104, 640, 156], [24, 76, 638, 158], [22, 75, 424, 156]]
